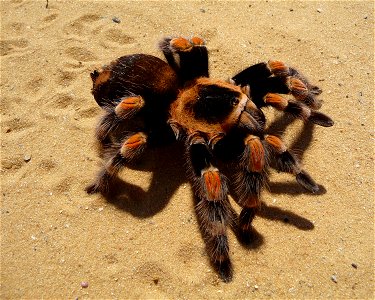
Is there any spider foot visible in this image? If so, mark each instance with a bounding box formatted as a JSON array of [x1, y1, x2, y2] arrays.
[[85, 169, 112, 195], [236, 226, 258, 246], [310, 85, 322, 95], [309, 111, 334, 127], [85, 182, 102, 195], [296, 170, 319, 193], [214, 259, 233, 283], [232, 206, 258, 246], [195, 196, 232, 282]]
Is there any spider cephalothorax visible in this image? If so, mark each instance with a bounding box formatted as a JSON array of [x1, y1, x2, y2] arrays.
[[86, 36, 333, 281]]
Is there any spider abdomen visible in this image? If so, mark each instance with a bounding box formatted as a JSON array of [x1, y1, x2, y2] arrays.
[[91, 54, 179, 109], [91, 54, 180, 146]]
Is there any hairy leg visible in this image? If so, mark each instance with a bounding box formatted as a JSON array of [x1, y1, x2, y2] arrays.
[[263, 93, 333, 127], [187, 132, 233, 281], [232, 61, 329, 112], [231, 134, 268, 240], [159, 36, 209, 82], [86, 132, 147, 195], [264, 134, 319, 193]]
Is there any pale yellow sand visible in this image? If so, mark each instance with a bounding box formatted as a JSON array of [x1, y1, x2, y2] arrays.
[[1, 1, 374, 299]]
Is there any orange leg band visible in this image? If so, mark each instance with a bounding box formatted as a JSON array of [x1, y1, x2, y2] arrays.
[[203, 170, 222, 201], [264, 93, 288, 110], [289, 77, 308, 98], [170, 37, 192, 51], [190, 36, 205, 46], [244, 136, 265, 172], [265, 135, 287, 153], [115, 96, 144, 117], [268, 60, 289, 76], [120, 133, 147, 158]]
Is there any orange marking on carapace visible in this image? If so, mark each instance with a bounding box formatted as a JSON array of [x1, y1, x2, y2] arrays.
[[245, 136, 265, 172], [265, 135, 287, 153], [169, 77, 244, 134], [203, 170, 222, 201], [170, 37, 192, 51], [268, 60, 289, 75], [115, 96, 144, 117], [191, 36, 205, 46], [93, 70, 111, 88], [264, 93, 288, 110]]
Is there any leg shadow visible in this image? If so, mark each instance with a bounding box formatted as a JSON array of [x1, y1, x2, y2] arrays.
[[101, 142, 187, 218], [257, 201, 315, 231]]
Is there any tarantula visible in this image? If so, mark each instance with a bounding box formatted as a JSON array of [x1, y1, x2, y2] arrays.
[[86, 36, 333, 282]]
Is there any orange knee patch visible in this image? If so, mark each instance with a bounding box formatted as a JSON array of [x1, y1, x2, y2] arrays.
[[264, 93, 288, 110], [265, 135, 287, 153], [244, 136, 265, 172], [190, 36, 205, 46], [115, 96, 144, 117], [203, 170, 222, 201], [124, 133, 147, 149], [120, 133, 147, 157], [170, 37, 192, 51], [289, 77, 308, 97], [268, 60, 289, 76]]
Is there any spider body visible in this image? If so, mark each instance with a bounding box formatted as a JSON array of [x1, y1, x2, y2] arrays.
[[90, 54, 179, 147], [86, 36, 333, 282]]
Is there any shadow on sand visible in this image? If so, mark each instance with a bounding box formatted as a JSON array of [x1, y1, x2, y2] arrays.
[[92, 111, 326, 282], [98, 113, 324, 240]]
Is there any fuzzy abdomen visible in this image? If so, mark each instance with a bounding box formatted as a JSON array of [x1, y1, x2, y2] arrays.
[[91, 54, 179, 109]]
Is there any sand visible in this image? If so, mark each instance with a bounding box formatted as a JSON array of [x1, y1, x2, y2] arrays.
[[1, 0, 374, 299]]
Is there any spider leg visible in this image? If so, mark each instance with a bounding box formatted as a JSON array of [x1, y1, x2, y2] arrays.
[[86, 132, 147, 195], [264, 93, 333, 127], [159, 36, 209, 81], [187, 132, 233, 281], [95, 96, 145, 148], [231, 61, 329, 112], [264, 134, 319, 193], [231, 134, 268, 240]]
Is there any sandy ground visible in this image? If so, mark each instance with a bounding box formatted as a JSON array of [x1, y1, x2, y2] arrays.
[[1, 0, 374, 299]]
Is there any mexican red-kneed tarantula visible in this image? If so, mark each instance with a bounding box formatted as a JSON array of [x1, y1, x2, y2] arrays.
[[86, 36, 333, 282]]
